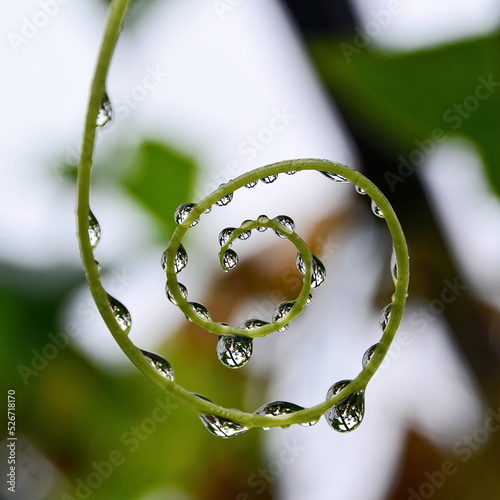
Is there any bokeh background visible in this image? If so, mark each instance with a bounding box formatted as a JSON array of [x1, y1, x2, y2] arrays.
[[1, 0, 500, 499]]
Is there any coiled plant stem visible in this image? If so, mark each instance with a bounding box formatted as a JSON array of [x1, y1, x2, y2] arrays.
[[76, 0, 409, 430]]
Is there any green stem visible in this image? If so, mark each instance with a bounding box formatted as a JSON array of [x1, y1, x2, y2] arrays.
[[76, 0, 409, 431]]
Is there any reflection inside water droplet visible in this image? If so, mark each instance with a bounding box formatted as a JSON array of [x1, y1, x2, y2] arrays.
[[272, 301, 294, 332], [355, 185, 366, 195], [379, 303, 392, 331], [260, 175, 278, 184], [216, 185, 233, 206], [222, 249, 238, 271], [273, 215, 295, 239], [199, 413, 248, 438], [165, 282, 188, 305], [174, 203, 198, 226], [362, 343, 378, 368], [217, 334, 253, 368], [107, 294, 132, 334], [96, 92, 113, 127], [188, 302, 211, 321], [218, 227, 236, 246], [321, 171, 348, 182], [371, 199, 384, 218], [88, 211, 101, 249], [325, 380, 365, 432], [296, 253, 326, 288], [174, 245, 188, 273], [255, 400, 305, 429], [140, 349, 174, 381], [391, 249, 398, 282]]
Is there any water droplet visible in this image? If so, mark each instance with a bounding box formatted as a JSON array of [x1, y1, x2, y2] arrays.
[[321, 171, 348, 182], [272, 301, 294, 332], [216, 185, 233, 206], [96, 92, 112, 127], [255, 401, 304, 429], [390, 250, 398, 282], [286, 171, 296, 175], [325, 380, 365, 432], [88, 211, 101, 248], [199, 413, 248, 438], [371, 199, 384, 218], [362, 343, 378, 368], [165, 282, 188, 305], [218, 227, 236, 246], [216, 334, 253, 368], [245, 180, 258, 188], [261, 175, 278, 184], [355, 185, 366, 195], [238, 229, 251, 240], [140, 349, 174, 381], [273, 215, 295, 239], [203, 206, 212, 214], [240, 319, 269, 329], [379, 303, 392, 331], [305, 293, 313, 305], [107, 294, 131, 333], [222, 249, 238, 271], [94, 260, 102, 272], [257, 215, 269, 232], [188, 302, 211, 321], [174, 245, 188, 273], [174, 203, 199, 226], [296, 253, 326, 288]]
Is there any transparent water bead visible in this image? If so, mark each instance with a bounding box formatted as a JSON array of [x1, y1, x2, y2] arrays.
[[371, 199, 384, 218], [255, 401, 305, 430], [286, 171, 296, 175], [88, 211, 101, 249], [238, 222, 252, 240], [218, 227, 236, 246], [174, 245, 188, 273], [94, 260, 102, 273], [188, 302, 211, 321], [273, 215, 295, 239], [245, 180, 257, 188], [379, 303, 392, 331], [241, 318, 269, 330], [325, 380, 365, 432], [296, 253, 326, 288], [96, 92, 112, 127], [107, 294, 132, 334], [216, 186, 233, 206], [199, 413, 248, 438], [355, 185, 366, 195], [305, 293, 313, 305], [216, 334, 253, 368], [272, 301, 295, 332], [257, 215, 269, 232], [390, 250, 398, 282], [140, 349, 174, 381], [261, 174, 278, 184], [174, 202, 198, 226], [362, 343, 378, 368], [165, 282, 188, 305], [222, 249, 238, 271], [321, 171, 348, 182]]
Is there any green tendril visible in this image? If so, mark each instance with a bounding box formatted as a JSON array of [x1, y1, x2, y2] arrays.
[[76, 0, 409, 431]]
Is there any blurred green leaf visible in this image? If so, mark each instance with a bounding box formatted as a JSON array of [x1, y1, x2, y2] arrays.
[[122, 140, 197, 239], [308, 33, 500, 193]]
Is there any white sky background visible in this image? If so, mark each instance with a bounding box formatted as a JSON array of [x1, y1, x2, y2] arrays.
[[0, 0, 499, 499]]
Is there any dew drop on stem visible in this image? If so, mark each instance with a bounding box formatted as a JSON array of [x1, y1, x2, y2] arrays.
[[260, 174, 278, 184], [325, 380, 365, 432], [254, 401, 306, 430], [321, 171, 348, 182], [273, 215, 295, 239], [88, 210, 101, 249], [379, 303, 392, 331], [140, 349, 174, 381], [296, 253, 326, 288], [199, 413, 248, 438], [216, 334, 253, 368], [174, 203, 198, 226], [96, 92, 113, 127], [107, 294, 132, 334], [222, 249, 238, 271], [362, 343, 378, 368], [371, 199, 384, 218], [165, 282, 188, 305]]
